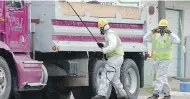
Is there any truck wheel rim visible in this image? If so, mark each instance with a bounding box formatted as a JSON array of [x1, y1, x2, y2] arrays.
[[0, 67, 6, 95], [125, 68, 137, 94]]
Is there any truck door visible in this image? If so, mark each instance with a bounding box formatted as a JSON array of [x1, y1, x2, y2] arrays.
[[0, 1, 5, 41], [5, 0, 29, 52]]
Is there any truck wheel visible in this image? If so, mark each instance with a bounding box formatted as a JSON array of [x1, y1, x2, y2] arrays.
[[0, 56, 11, 99], [90, 60, 112, 99], [120, 59, 140, 99], [72, 59, 112, 99]]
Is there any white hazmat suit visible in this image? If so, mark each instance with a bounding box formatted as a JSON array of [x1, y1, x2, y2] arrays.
[[92, 24, 128, 99], [143, 32, 180, 97]]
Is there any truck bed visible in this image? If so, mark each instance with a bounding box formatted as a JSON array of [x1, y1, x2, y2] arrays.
[[31, 1, 147, 53]]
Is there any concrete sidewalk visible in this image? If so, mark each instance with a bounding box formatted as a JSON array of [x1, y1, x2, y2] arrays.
[[138, 90, 190, 99]]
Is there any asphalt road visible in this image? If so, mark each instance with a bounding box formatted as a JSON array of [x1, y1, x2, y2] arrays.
[[70, 91, 190, 99]]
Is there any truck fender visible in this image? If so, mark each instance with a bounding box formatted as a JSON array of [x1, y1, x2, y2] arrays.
[[0, 41, 18, 89], [0, 41, 11, 51], [0, 41, 47, 90]]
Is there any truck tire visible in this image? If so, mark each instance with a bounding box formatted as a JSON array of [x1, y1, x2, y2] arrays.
[[120, 59, 140, 99], [72, 59, 112, 99], [90, 60, 112, 98], [0, 56, 11, 99]]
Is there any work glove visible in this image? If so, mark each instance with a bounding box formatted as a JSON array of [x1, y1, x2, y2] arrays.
[[97, 42, 104, 48], [165, 29, 172, 34], [151, 28, 159, 34], [152, 28, 172, 34]]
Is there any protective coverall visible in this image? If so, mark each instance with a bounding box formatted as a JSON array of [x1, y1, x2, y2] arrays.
[[143, 19, 180, 99], [91, 19, 128, 99]]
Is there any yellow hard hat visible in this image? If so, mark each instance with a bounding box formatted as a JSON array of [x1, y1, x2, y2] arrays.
[[98, 19, 109, 28], [159, 19, 168, 27]]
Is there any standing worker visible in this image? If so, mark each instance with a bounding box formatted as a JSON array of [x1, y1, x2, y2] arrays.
[[91, 19, 128, 99], [143, 19, 180, 99]]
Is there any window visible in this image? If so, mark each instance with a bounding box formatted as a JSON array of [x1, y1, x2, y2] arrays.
[[6, 0, 24, 9]]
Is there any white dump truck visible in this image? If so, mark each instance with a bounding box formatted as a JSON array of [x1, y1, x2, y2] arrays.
[[0, 0, 147, 99]]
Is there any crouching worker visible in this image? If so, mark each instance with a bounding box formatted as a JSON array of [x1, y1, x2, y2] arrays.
[[91, 19, 128, 99]]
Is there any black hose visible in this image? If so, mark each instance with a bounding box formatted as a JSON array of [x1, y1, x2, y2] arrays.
[[66, 2, 98, 43], [66, 1, 116, 82]]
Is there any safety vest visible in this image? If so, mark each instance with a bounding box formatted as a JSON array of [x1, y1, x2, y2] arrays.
[[152, 33, 172, 60], [105, 32, 124, 58]]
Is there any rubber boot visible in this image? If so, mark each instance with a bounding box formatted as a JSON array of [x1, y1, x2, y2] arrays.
[[117, 89, 128, 99], [91, 95, 107, 99], [118, 96, 129, 99], [162, 95, 171, 99], [147, 95, 159, 99]]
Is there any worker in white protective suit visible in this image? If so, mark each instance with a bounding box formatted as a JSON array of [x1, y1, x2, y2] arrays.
[[143, 19, 180, 99], [91, 19, 128, 99]]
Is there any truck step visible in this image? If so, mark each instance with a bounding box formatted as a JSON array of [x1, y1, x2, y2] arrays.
[[23, 61, 43, 64], [26, 82, 46, 87]]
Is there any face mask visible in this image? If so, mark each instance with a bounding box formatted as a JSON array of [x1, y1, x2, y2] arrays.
[[158, 26, 166, 36], [100, 24, 110, 35], [100, 27, 105, 35]]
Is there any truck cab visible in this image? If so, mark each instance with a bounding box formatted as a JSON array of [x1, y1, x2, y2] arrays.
[[0, 1, 48, 99]]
